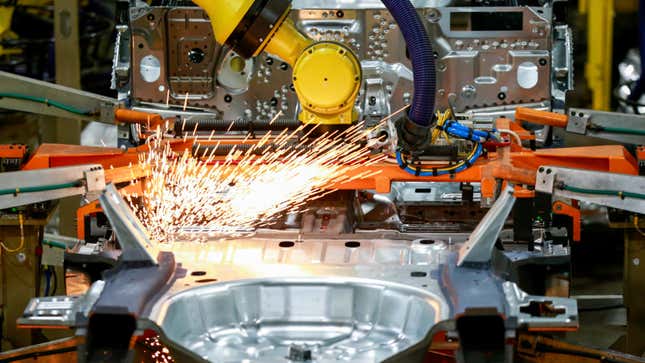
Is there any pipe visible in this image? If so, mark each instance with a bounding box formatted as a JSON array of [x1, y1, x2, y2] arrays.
[[381, 0, 436, 127], [176, 118, 300, 134]]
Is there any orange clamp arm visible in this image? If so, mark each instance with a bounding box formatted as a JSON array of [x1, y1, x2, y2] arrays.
[[553, 201, 581, 242], [515, 108, 569, 128], [114, 109, 164, 128]]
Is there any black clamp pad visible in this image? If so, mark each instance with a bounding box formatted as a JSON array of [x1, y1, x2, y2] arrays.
[[226, 0, 291, 58]]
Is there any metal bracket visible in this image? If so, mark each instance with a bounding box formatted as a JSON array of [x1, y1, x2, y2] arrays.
[[503, 282, 578, 330], [111, 25, 131, 90], [98, 184, 157, 264], [565, 109, 589, 134], [566, 107, 645, 144], [0, 71, 120, 124], [18, 281, 105, 329], [457, 185, 516, 266], [0, 165, 105, 209], [535, 166, 645, 214]]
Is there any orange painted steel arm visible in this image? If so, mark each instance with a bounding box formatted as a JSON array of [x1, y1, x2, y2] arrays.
[[515, 107, 569, 128], [0, 144, 28, 159], [114, 109, 164, 128], [20, 143, 639, 196], [553, 201, 581, 242]]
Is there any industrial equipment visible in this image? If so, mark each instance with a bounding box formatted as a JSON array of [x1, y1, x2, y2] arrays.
[[0, 0, 644, 362]]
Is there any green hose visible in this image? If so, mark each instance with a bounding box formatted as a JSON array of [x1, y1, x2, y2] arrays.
[[0, 181, 83, 196], [0, 92, 91, 116], [562, 185, 645, 200], [42, 240, 68, 250], [596, 126, 645, 136]]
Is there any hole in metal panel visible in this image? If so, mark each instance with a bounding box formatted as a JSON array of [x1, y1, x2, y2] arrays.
[[279, 241, 295, 248]]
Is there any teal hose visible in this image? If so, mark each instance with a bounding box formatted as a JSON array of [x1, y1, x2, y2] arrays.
[[597, 126, 645, 136], [42, 240, 68, 250], [562, 185, 645, 200], [0, 181, 83, 196], [0, 92, 90, 115]]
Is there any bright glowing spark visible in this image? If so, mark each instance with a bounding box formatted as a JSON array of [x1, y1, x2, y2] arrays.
[[126, 117, 382, 243]]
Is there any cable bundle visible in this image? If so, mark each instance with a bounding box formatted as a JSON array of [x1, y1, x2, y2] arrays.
[[396, 110, 494, 177]]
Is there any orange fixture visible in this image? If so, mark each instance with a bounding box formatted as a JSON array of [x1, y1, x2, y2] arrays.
[[552, 200, 581, 242]]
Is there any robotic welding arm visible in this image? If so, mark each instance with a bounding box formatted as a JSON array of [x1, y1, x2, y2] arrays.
[[190, 0, 360, 125], [191, 0, 437, 139]]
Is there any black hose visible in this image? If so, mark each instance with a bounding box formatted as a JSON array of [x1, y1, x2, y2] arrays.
[[176, 118, 301, 134], [381, 0, 436, 127], [192, 143, 311, 157]]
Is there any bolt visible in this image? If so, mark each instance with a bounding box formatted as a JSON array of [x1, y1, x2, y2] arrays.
[[188, 48, 205, 64]]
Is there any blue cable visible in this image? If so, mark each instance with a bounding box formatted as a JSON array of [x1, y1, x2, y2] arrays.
[[396, 119, 493, 177], [396, 143, 484, 177], [442, 120, 497, 143]]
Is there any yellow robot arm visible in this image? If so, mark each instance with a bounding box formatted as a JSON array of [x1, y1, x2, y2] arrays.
[[190, 0, 361, 125]]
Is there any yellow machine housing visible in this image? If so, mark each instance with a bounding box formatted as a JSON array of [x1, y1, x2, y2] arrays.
[[190, 0, 361, 125], [293, 42, 361, 125]]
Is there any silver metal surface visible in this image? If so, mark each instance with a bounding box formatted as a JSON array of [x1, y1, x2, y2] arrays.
[[535, 166, 645, 214], [457, 185, 516, 266], [19, 230, 579, 361], [125, 2, 565, 121], [140, 232, 577, 362], [0, 71, 119, 124], [18, 281, 104, 328], [503, 282, 577, 329], [565, 109, 590, 134], [0, 164, 105, 210], [391, 181, 481, 203], [98, 184, 157, 263], [566, 108, 645, 145], [154, 277, 443, 363]]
